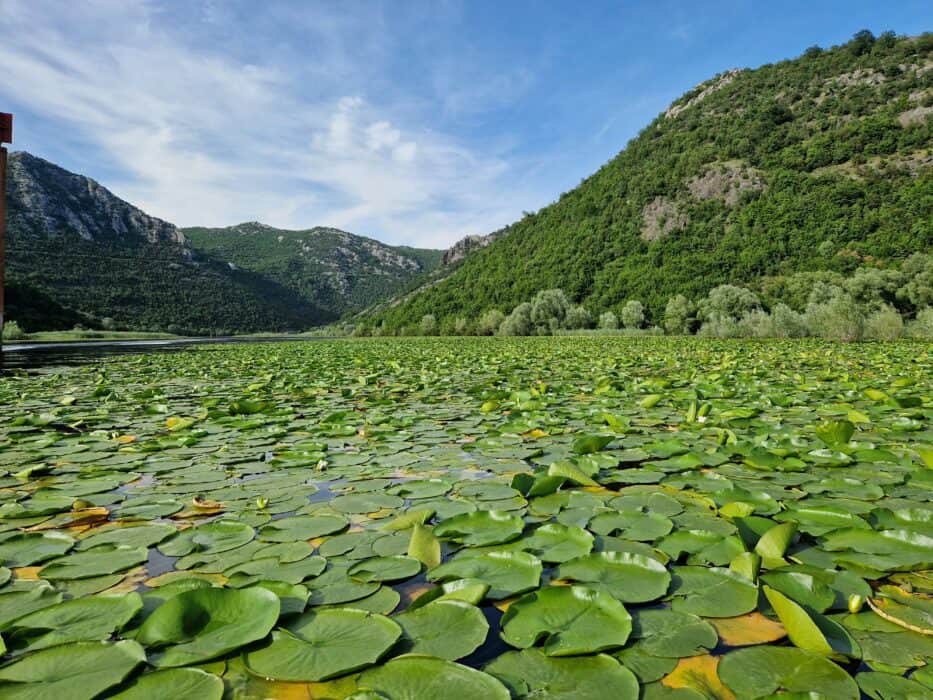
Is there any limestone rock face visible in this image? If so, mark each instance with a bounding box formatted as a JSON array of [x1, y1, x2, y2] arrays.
[[7, 151, 189, 253]]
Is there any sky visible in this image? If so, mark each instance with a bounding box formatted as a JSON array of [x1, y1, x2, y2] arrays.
[[1, 1, 930, 249]]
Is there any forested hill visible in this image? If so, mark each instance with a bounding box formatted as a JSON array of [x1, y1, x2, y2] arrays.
[[3, 153, 441, 334], [183, 223, 443, 319], [367, 32, 933, 333]]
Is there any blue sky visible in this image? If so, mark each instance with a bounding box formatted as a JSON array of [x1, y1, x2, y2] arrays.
[[1, 1, 930, 248]]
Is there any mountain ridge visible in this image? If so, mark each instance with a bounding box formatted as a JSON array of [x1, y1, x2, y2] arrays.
[[363, 31, 933, 333]]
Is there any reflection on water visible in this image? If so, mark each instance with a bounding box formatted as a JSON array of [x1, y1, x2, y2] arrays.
[[1, 336, 328, 371]]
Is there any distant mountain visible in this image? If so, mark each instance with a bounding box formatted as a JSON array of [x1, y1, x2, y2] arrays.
[[3, 153, 441, 333], [367, 32, 933, 332], [183, 222, 443, 319]]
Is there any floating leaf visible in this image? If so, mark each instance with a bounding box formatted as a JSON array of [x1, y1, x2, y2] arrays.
[[109, 668, 224, 700], [718, 646, 859, 699], [137, 587, 280, 667], [357, 656, 510, 700], [486, 648, 639, 699], [501, 585, 631, 656], [556, 552, 671, 603], [394, 600, 488, 659], [428, 551, 542, 600], [245, 608, 401, 681], [434, 511, 525, 547]]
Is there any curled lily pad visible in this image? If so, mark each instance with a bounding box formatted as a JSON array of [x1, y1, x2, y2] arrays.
[[501, 585, 632, 656], [556, 552, 671, 603], [0, 640, 146, 699], [428, 551, 542, 600], [408, 578, 490, 610], [485, 648, 639, 699], [109, 668, 224, 700], [434, 511, 525, 547], [137, 586, 280, 667], [356, 656, 510, 700], [394, 600, 489, 659], [245, 608, 401, 681]]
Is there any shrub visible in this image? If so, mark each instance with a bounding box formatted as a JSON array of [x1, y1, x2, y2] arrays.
[[863, 305, 903, 340], [598, 311, 619, 330], [620, 300, 645, 329], [768, 304, 809, 338], [805, 292, 864, 341], [698, 285, 761, 324], [564, 305, 592, 330], [419, 314, 438, 336], [530, 289, 570, 334], [499, 303, 534, 336], [2, 320, 27, 341], [663, 295, 695, 335], [453, 317, 470, 335], [907, 307, 933, 338], [477, 309, 506, 336]]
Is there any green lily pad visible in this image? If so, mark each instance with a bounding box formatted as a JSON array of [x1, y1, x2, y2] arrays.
[[394, 600, 489, 659], [158, 520, 255, 557], [6, 592, 142, 652], [434, 511, 525, 547], [356, 656, 510, 700], [669, 566, 759, 617], [501, 585, 631, 656], [0, 640, 146, 699], [428, 551, 542, 600], [556, 552, 671, 603], [486, 648, 639, 699], [0, 531, 75, 566], [258, 514, 348, 542], [245, 608, 401, 681], [39, 545, 149, 580], [719, 646, 859, 699], [137, 586, 280, 667], [109, 668, 224, 700], [629, 608, 718, 658], [349, 556, 422, 583]]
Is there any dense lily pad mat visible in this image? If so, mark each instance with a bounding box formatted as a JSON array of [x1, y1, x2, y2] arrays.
[[0, 336, 930, 698]]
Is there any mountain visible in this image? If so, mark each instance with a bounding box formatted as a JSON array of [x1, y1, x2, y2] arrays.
[[367, 32, 933, 332], [182, 223, 442, 319], [3, 153, 440, 333]]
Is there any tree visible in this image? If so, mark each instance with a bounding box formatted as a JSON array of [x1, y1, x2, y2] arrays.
[[599, 311, 619, 330], [863, 305, 903, 340], [419, 314, 438, 336], [477, 309, 505, 336], [2, 320, 27, 341], [620, 300, 645, 329], [849, 29, 876, 56], [663, 295, 695, 335], [499, 303, 534, 336], [805, 290, 863, 341], [907, 307, 933, 338], [530, 289, 570, 334], [698, 285, 761, 324], [565, 305, 592, 330]]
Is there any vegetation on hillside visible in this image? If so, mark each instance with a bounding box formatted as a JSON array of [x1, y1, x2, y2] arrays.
[[184, 223, 443, 319], [369, 32, 932, 332]]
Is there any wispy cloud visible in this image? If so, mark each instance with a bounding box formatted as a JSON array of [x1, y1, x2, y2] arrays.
[[0, 0, 539, 247]]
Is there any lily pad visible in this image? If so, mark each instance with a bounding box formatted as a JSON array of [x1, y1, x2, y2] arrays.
[[394, 600, 489, 659], [0, 640, 146, 699], [137, 586, 280, 667], [718, 646, 859, 699], [428, 551, 542, 600], [434, 511, 525, 547], [245, 608, 401, 681], [501, 585, 632, 656], [556, 552, 671, 603], [109, 668, 224, 700], [356, 656, 510, 700], [485, 648, 639, 699]]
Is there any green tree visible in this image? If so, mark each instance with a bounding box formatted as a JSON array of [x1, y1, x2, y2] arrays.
[[477, 309, 505, 336], [620, 300, 645, 329], [663, 295, 695, 335], [598, 311, 619, 330], [419, 314, 438, 336], [500, 303, 534, 336]]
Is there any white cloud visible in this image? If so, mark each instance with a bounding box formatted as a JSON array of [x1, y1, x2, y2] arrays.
[[0, 0, 541, 248]]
